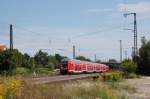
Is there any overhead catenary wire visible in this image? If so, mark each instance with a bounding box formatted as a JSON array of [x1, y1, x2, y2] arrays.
[[70, 23, 134, 41], [14, 25, 42, 35], [72, 25, 123, 39], [0, 18, 134, 60]]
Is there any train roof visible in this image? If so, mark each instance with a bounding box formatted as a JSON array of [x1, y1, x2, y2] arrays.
[[61, 58, 108, 66]]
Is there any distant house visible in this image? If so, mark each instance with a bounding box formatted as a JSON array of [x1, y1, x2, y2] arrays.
[[0, 44, 7, 51]]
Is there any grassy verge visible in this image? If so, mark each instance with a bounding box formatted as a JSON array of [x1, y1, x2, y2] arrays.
[[0, 71, 137, 99], [22, 79, 136, 99]]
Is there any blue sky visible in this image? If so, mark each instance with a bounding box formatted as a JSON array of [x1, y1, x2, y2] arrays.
[[0, 0, 150, 61]]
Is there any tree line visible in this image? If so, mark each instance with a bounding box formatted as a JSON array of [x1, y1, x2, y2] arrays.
[[0, 36, 150, 75], [0, 49, 65, 75]]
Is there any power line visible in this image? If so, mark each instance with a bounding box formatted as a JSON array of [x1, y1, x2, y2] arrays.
[[14, 25, 42, 35], [0, 21, 42, 36], [71, 24, 129, 40]]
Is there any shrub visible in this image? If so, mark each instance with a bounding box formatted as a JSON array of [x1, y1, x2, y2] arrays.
[[15, 67, 29, 75], [127, 73, 140, 79], [0, 77, 23, 99], [0, 49, 29, 75], [35, 68, 49, 74], [46, 63, 55, 70], [120, 59, 137, 74], [102, 71, 123, 82]]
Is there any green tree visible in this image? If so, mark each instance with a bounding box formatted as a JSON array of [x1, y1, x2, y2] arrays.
[[22, 53, 33, 69], [46, 62, 55, 70], [55, 54, 63, 63], [139, 37, 150, 74], [76, 56, 91, 61], [24, 53, 30, 60], [34, 50, 49, 67], [0, 49, 27, 74], [48, 55, 59, 69], [108, 59, 117, 63]]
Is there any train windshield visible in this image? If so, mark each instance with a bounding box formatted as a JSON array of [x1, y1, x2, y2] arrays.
[[61, 58, 68, 68], [61, 61, 68, 68]]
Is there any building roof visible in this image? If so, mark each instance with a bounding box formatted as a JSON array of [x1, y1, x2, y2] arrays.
[[0, 44, 7, 51]]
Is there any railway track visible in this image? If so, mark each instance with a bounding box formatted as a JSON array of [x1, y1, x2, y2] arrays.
[[32, 73, 102, 84]]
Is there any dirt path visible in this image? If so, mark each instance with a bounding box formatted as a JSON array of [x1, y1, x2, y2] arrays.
[[126, 77, 150, 99]]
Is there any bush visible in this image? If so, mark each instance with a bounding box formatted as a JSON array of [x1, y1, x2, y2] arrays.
[[35, 68, 49, 74], [0, 77, 23, 99], [102, 71, 123, 82], [127, 73, 140, 79], [14, 67, 29, 75], [0, 49, 30, 75], [120, 59, 137, 74], [46, 63, 55, 70]]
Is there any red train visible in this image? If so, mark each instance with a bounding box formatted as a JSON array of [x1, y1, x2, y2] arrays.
[[60, 58, 110, 74]]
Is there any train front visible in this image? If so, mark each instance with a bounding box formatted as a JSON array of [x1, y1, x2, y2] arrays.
[[60, 58, 69, 74]]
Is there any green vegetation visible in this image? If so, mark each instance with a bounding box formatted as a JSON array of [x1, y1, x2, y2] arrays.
[[120, 59, 137, 73], [120, 59, 138, 78], [0, 49, 65, 76], [35, 68, 49, 75], [22, 79, 132, 99], [127, 73, 140, 79], [0, 49, 27, 75], [14, 67, 29, 75], [0, 76, 23, 99], [0, 73, 138, 99], [108, 59, 117, 63], [102, 71, 123, 82], [75, 56, 91, 61], [138, 37, 150, 75], [1, 36, 150, 78], [118, 37, 150, 76], [114, 37, 150, 76]]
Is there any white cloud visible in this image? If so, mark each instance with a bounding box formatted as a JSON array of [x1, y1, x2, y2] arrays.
[[118, 2, 150, 16]]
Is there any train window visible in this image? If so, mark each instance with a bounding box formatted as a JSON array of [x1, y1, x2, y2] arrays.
[[61, 58, 69, 68]]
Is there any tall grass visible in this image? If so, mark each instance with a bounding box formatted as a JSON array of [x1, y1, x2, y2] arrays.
[[22, 81, 115, 99], [0, 75, 136, 99], [21, 79, 132, 99]]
